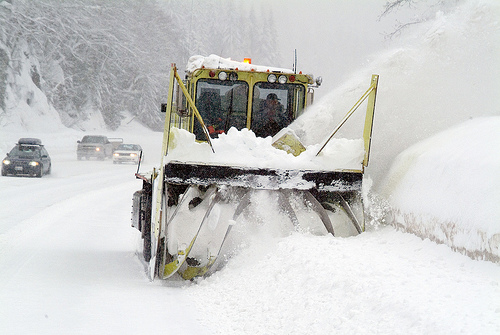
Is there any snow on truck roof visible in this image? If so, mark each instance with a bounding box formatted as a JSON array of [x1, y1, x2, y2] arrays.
[[186, 54, 295, 74]]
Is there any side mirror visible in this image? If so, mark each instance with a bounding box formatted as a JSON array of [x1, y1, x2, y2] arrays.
[[6, 153, 9, 157], [77, 140, 81, 143], [307, 89, 315, 106], [161, 103, 168, 113]]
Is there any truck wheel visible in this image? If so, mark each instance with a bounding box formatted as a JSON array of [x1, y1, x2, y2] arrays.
[[139, 185, 153, 263], [143, 220, 151, 262]]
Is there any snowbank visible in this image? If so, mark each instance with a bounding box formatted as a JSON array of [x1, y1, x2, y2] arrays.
[[380, 116, 500, 261]]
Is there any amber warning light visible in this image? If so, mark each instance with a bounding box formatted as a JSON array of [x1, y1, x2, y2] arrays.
[[243, 58, 251, 64]]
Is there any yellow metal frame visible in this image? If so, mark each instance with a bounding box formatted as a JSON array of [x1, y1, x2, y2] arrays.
[[362, 75, 378, 167], [316, 74, 379, 169]]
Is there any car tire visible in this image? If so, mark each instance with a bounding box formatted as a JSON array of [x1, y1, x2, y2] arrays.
[[1, 169, 6, 176], [35, 166, 43, 178], [47, 163, 51, 175]]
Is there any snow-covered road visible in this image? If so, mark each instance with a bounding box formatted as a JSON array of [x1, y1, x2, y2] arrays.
[[1, 130, 499, 335], [0, 144, 207, 334]]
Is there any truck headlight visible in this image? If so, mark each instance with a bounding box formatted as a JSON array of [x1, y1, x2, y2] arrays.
[[29, 161, 39, 166], [113, 153, 119, 157], [2, 159, 10, 165], [218, 71, 227, 81], [267, 74, 277, 83], [130, 153, 137, 157], [95, 147, 101, 151]]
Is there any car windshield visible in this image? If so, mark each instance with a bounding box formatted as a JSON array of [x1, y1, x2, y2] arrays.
[[82, 136, 105, 143], [117, 144, 140, 151], [9, 145, 41, 158]]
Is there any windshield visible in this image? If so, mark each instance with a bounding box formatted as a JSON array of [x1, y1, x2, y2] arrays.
[[9, 145, 41, 158], [82, 136, 105, 143], [193, 79, 249, 140], [117, 144, 141, 151], [251, 82, 306, 138]]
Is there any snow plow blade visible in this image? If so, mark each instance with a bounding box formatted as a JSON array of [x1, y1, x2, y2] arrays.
[[164, 161, 362, 192]]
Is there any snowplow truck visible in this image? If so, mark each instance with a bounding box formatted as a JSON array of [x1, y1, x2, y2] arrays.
[[132, 55, 379, 281]]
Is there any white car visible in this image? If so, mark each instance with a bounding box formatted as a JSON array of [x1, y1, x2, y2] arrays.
[[112, 144, 143, 164]]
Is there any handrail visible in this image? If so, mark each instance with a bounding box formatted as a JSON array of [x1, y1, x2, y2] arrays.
[[316, 75, 379, 165], [172, 67, 215, 153]]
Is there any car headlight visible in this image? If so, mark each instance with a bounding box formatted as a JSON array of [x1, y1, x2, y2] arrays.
[[95, 147, 101, 151], [113, 153, 119, 157], [2, 159, 10, 165], [130, 153, 137, 157], [29, 161, 39, 167]]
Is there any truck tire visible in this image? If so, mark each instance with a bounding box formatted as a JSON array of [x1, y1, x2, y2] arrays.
[[143, 219, 151, 262], [141, 189, 153, 263]]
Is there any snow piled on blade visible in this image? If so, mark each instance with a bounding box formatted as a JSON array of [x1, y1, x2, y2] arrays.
[[166, 127, 365, 171], [186, 54, 294, 74]]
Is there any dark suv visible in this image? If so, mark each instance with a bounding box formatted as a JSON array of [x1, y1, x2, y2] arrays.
[[2, 138, 51, 177]]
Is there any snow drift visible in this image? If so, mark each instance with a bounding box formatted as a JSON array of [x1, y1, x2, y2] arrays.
[[381, 116, 500, 261]]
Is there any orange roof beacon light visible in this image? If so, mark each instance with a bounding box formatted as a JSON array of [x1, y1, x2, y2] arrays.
[[243, 58, 251, 64]]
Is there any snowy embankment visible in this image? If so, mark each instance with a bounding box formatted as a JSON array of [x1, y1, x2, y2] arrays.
[[288, 0, 500, 262], [380, 117, 500, 262]]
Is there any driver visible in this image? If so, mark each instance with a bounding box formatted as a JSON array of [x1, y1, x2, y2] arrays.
[[253, 93, 287, 138]]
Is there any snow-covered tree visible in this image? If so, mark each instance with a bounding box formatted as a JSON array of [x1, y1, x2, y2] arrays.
[[0, 0, 282, 130]]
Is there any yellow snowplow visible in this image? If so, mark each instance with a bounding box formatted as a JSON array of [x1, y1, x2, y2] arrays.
[[132, 55, 379, 280]]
